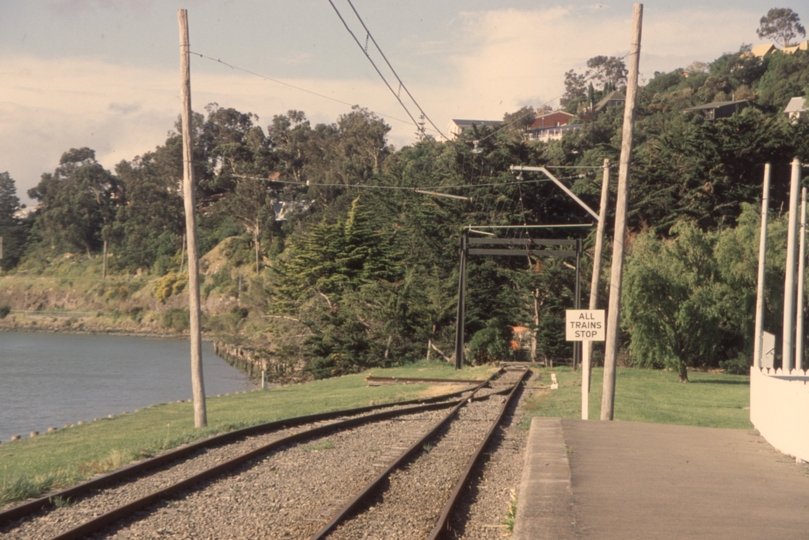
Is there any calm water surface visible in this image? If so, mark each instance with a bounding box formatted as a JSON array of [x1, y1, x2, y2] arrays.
[[0, 332, 256, 442]]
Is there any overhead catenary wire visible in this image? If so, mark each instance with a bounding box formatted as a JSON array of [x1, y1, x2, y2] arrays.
[[327, 0, 424, 136], [193, 46, 630, 151], [190, 51, 439, 135], [231, 173, 572, 192], [343, 0, 448, 140]]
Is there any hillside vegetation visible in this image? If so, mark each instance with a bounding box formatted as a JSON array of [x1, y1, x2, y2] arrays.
[[1, 40, 808, 381]]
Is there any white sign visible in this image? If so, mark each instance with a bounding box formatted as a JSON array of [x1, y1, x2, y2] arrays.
[[566, 310, 605, 341]]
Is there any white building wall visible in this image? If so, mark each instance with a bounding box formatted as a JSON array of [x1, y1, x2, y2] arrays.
[[750, 367, 809, 462]]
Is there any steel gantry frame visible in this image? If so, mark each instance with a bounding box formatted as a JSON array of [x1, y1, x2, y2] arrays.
[[453, 232, 584, 369]]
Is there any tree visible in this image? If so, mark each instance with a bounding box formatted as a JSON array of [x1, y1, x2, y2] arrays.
[[757, 8, 806, 48], [28, 148, 120, 257], [0, 172, 28, 270], [622, 223, 728, 382], [224, 177, 275, 273], [112, 149, 185, 272], [268, 110, 313, 183], [268, 195, 406, 376], [586, 55, 628, 89], [503, 106, 537, 136], [561, 69, 587, 111], [329, 106, 391, 184]]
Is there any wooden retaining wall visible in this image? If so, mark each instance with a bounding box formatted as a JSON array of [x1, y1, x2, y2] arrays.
[[213, 341, 310, 383]]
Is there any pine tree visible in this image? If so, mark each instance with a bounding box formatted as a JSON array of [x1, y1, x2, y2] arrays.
[[0, 172, 27, 270]]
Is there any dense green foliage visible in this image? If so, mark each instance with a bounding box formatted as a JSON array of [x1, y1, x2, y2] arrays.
[[3, 43, 809, 378], [0, 172, 29, 270]]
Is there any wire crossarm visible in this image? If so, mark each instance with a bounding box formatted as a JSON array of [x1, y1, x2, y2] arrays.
[[509, 165, 600, 221]]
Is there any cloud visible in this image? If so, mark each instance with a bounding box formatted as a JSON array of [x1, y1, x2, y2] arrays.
[[0, 4, 766, 204], [0, 54, 409, 202], [412, 5, 761, 125], [46, 0, 157, 18], [108, 102, 142, 115]]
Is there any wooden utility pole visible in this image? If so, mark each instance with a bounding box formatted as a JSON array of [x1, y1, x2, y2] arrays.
[[753, 164, 770, 368], [179, 9, 207, 428], [600, 4, 643, 421], [581, 159, 610, 420]]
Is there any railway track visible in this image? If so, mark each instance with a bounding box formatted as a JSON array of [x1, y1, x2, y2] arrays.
[[0, 368, 528, 539], [314, 368, 529, 540]]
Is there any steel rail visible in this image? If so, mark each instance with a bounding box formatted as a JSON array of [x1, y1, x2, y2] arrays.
[[0, 382, 483, 528], [364, 376, 483, 385], [44, 389, 492, 540], [428, 368, 530, 539], [309, 370, 516, 540]]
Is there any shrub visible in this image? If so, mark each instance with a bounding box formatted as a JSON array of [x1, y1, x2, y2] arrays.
[[153, 272, 188, 303], [720, 352, 751, 375], [162, 308, 190, 332], [0, 305, 11, 319], [467, 320, 513, 365]]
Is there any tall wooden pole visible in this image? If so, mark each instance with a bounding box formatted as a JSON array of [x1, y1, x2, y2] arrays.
[[179, 9, 207, 428], [454, 233, 467, 370], [582, 159, 610, 420], [753, 164, 770, 369], [600, 4, 642, 421], [796, 187, 807, 371], [782, 158, 801, 373]]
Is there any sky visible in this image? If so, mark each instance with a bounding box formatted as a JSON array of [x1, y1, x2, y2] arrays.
[[0, 0, 791, 204]]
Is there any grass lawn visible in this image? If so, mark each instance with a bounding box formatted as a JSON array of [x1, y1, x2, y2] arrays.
[[0, 361, 496, 508], [523, 366, 752, 430]]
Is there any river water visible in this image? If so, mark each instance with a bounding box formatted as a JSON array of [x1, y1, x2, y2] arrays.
[[0, 332, 256, 443]]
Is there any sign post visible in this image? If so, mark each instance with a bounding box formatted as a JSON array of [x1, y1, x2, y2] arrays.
[[567, 309, 605, 419]]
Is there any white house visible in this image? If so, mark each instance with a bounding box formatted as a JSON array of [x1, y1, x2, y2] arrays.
[[784, 97, 808, 122], [527, 110, 579, 142], [446, 119, 502, 139]]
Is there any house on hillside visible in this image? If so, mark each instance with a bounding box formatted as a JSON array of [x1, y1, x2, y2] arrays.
[[681, 100, 753, 121], [446, 119, 502, 139], [785, 97, 808, 121], [594, 90, 626, 113], [744, 43, 777, 58], [743, 41, 807, 57], [783, 41, 809, 54], [527, 110, 580, 142]]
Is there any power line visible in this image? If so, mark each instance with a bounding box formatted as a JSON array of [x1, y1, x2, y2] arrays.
[[190, 51, 440, 134], [232, 174, 574, 192], [327, 0, 425, 137], [343, 0, 448, 140]]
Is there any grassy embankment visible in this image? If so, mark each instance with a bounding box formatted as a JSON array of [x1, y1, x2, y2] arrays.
[[0, 362, 496, 508], [524, 366, 752, 429], [0, 362, 751, 509], [0, 239, 255, 335]]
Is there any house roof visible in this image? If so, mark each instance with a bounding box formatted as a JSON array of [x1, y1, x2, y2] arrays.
[[749, 43, 777, 57], [785, 97, 808, 113], [682, 100, 750, 112], [783, 41, 809, 54], [594, 90, 625, 112], [529, 111, 574, 129], [449, 119, 502, 128]]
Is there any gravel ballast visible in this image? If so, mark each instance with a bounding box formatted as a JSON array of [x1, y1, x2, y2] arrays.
[[4, 369, 540, 540]]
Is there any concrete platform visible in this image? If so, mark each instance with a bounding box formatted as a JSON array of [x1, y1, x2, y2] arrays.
[[514, 417, 809, 539]]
